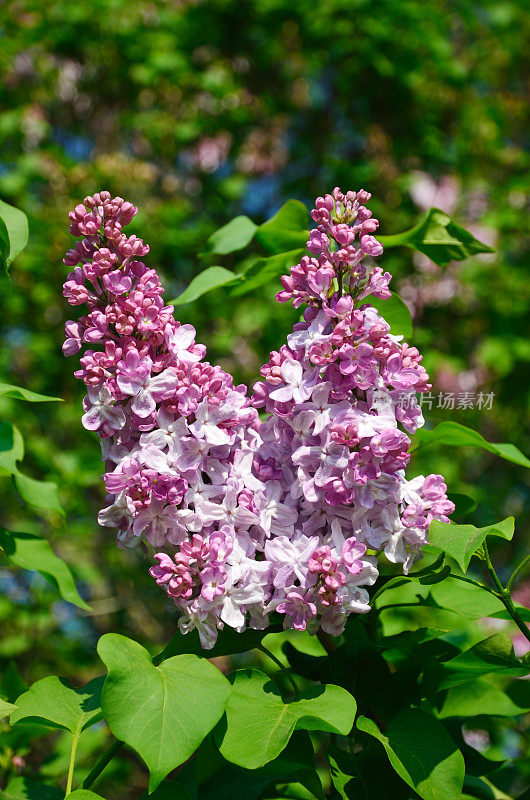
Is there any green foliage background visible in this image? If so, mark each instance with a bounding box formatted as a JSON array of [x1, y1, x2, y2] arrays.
[[0, 0, 528, 796]]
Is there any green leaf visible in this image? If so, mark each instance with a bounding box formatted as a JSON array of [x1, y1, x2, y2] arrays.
[[0, 382, 62, 403], [0, 529, 90, 610], [66, 793, 106, 799], [1, 777, 63, 800], [13, 472, 63, 514], [357, 709, 465, 800], [205, 215, 257, 254], [0, 421, 24, 474], [412, 421, 530, 468], [0, 698, 16, 719], [0, 198, 29, 273], [254, 200, 309, 255], [98, 633, 231, 791], [171, 266, 241, 305], [366, 291, 413, 338], [231, 248, 305, 296], [157, 623, 281, 662], [429, 517, 514, 572], [438, 678, 530, 718], [10, 675, 103, 733], [0, 421, 63, 513], [216, 668, 356, 769], [380, 208, 495, 267], [432, 634, 529, 691], [448, 492, 477, 519]]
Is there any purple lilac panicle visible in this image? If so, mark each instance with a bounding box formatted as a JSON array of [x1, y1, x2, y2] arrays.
[[62, 187, 453, 648]]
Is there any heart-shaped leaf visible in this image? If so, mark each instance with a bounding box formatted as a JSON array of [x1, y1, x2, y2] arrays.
[[254, 200, 309, 255], [98, 633, 231, 791], [205, 215, 257, 255], [0, 382, 62, 403], [216, 668, 356, 769], [367, 292, 413, 338], [10, 675, 103, 733], [412, 421, 530, 469], [0, 198, 29, 273], [357, 709, 465, 800], [172, 266, 241, 305], [380, 208, 494, 267], [429, 516, 514, 572], [0, 529, 90, 610]]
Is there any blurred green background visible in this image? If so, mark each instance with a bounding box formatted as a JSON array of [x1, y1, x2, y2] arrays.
[[0, 0, 528, 790]]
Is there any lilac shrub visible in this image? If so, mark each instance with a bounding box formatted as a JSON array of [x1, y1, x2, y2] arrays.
[[62, 188, 453, 647]]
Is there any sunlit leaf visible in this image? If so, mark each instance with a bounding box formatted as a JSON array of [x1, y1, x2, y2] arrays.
[[380, 208, 495, 267], [0, 529, 90, 610], [0, 198, 29, 273], [367, 292, 413, 338], [429, 516, 514, 572], [412, 421, 530, 469], [432, 634, 529, 691], [10, 675, 103, 733], [254, 200, 309, 255], [205, 215, 257, 254], [0, 698, 16, 720], [98, 633, 230, 791], [357, 709, 465, 800], [438, 677, 530, 718], [171, 266, 241, 305], [0, 382, 62, 403], [216, 668, 356, 769], [231, 248, 305, 296]]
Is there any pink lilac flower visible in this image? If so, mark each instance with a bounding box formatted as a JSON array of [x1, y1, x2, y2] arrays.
[[62, 188, 453, 648]]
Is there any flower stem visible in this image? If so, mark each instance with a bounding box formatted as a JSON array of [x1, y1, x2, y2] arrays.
[[258, 643, 300, 697], [507, 553, 530, 593], [483, 541, 530, 645], [82, 739, 122, 790], [65, 726, 81, 797]]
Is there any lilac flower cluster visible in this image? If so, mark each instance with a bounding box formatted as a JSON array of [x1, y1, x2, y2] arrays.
[[62, 188, 453, 648]]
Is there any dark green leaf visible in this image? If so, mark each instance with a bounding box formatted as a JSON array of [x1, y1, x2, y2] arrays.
[[10, 675, 103, 733], [380, 208, 495, 267], [366, 292, 413, 338], [448, 492, 477, 519], [357, 709, 465, 800], [412, 421, 530, 468], [0, 777, 63, 800], [205, 215, 257, 254], [429, 517, 514, 572], [0, 529, 89, 610], [0, 382, 62, 403], [0, 198, 29, 273], [156, 622, 281, 662], [254, 200, 309, 255], [67, 793, 106, 800], [216, 668, 356, 769], [98, 633, 230, 791], [433, 634, 529, 691], [171, 266, 241, 305], [231, 248, 305, 296]]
